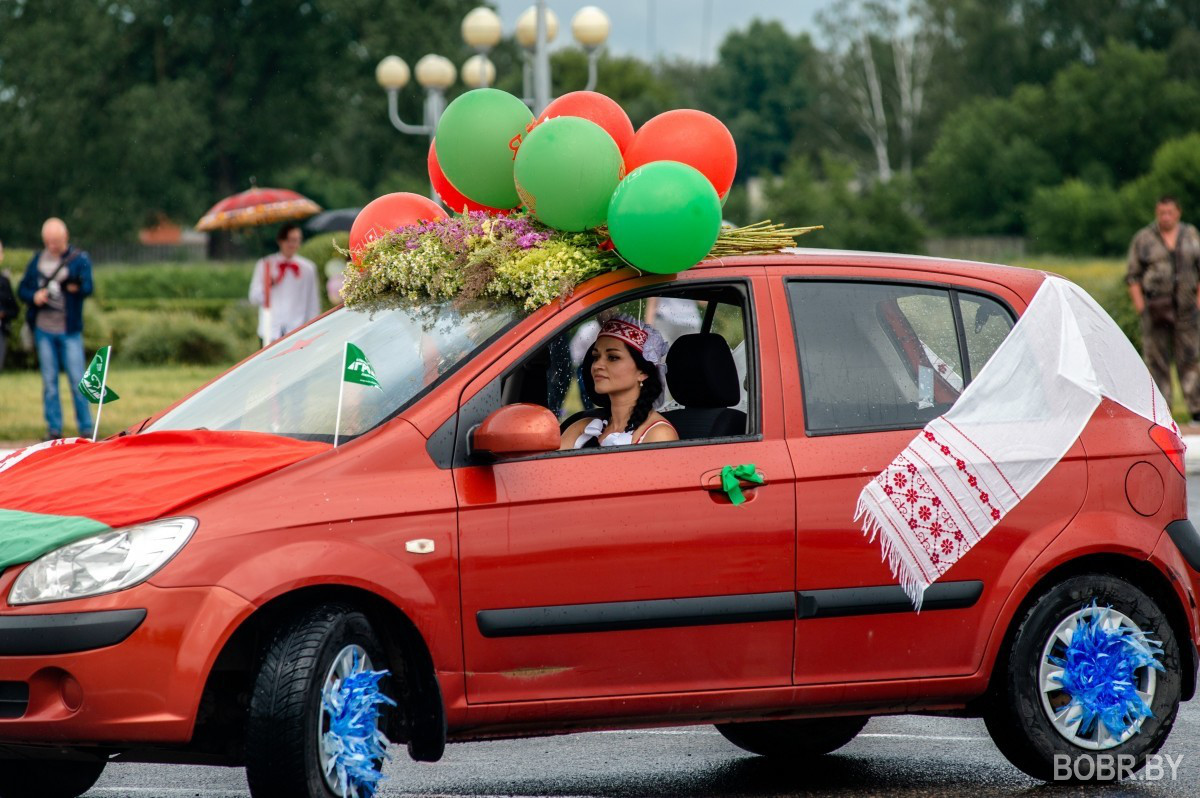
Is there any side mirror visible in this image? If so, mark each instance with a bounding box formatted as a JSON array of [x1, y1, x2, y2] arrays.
[[471, 403, 560, 458]]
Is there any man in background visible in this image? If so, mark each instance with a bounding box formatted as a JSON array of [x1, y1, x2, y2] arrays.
[[1127, 196, 1200, 421], [0, 239, 21, 372], [18, 218, 94, 439], [249, 223, 320, 346]]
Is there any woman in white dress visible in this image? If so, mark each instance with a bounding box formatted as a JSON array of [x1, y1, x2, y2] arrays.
[[560, 314, 679, 449]]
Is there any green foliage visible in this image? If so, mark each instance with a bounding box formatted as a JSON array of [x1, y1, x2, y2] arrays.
[[98, 297, 233, 319], [1027, 181, 1136, 256], [765, 155, 925, 253], [299, 233, 350, 275], [921, 88, 1060, 234], [123, 313, 238, 366], [82, 303, 112, 356], [709, 20, 817, 178], [93, 263, 253, 301], [104, 309, 158, 352], [1144, 133, 1200, 216], [0, 0, 480, 241]]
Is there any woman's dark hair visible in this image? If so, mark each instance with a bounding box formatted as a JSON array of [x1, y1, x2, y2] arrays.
[[584, 341, 663, 433]]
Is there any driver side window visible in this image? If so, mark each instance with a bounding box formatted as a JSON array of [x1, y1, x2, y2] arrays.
[[501, 282, 757, 448]]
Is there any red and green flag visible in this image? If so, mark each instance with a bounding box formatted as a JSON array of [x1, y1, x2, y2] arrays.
[[0, 431, 329, 571]]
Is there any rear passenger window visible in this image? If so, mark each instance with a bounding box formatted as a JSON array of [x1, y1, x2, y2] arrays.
[[788, 281, 967, 433], [959, 293, 1015, 379]]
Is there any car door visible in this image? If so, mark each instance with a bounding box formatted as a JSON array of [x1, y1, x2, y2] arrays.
[[771, 271, 1088, 687], [454, 274, 797, 703]]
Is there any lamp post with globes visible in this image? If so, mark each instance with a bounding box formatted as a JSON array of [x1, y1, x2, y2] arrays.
[[375, 3, 611, 199]]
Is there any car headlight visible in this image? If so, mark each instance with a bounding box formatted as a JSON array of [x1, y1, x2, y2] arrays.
[[9, 517, 197, 605]]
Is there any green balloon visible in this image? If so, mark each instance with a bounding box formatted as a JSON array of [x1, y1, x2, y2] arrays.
[[514, 117, 623, 231], [607, 161, 722, 273], [435, 89, 534, 209]]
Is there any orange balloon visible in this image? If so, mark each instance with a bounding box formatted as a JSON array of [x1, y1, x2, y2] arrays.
[[538, 91, 635, 153], [427, 140, 512, 215], [623, 109, 737, 199], [349, 192, 448, 261]]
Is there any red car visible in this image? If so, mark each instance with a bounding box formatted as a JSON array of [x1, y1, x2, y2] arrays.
[[0, 250, 1197, 798]]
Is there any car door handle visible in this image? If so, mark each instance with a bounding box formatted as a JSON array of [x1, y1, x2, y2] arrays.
[[700, 467, 765, 489]]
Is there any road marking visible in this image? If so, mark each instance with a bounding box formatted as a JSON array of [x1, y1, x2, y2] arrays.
[[859, 732, 988, 741]]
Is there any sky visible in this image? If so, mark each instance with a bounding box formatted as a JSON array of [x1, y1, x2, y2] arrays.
[[492, 1, 834, 64]]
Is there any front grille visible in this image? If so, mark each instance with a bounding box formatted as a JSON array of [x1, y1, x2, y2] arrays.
[[0, 681, 29, 719]]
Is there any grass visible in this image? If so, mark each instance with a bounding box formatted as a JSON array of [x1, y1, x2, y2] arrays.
[[0, 364, 229, 444], [1012, 256, 1126, 298]]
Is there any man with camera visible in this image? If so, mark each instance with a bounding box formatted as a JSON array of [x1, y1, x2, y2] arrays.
[[18, 217, 94, 440]]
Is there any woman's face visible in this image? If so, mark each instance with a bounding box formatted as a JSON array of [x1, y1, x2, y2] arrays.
[[590, 336, 645, 395]]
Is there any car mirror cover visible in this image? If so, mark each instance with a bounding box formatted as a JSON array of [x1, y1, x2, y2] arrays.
[[471, 403, 560, 457]]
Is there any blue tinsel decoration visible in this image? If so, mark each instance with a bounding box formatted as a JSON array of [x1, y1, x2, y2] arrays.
[[321, 655, 397, 798], [1048, 602, 1165, 739]]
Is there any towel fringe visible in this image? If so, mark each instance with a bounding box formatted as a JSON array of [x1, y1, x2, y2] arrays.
[[856, 489, 927, 612]]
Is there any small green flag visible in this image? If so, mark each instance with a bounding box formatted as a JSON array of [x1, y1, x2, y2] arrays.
[[78, 346, 119, 404], [343, 342, 381, 389]]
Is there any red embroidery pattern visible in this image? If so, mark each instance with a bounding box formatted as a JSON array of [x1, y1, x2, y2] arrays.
[[923, 429, 1003, 521], [598, 318, 649, 352], [873, 453, 969, 574]]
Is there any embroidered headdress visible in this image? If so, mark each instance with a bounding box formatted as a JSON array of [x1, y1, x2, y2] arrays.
[[593, 311, 670, 409], [595, 312, 668, 366]]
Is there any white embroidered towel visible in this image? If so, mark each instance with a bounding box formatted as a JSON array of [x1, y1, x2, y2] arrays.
[[855, 276, 1177, 609]]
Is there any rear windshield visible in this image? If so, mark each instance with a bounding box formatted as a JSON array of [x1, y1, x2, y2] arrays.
[[147, 302, 518, 442]]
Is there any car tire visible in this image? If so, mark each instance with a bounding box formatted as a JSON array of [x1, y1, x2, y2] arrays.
[[0, 757, 105, 798], [984, 573, 1182, 782], [715, 715, 869, 758], [244, 603, 394, 798]]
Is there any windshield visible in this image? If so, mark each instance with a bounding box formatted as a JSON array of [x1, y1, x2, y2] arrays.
[[148, 301, 519, 441]]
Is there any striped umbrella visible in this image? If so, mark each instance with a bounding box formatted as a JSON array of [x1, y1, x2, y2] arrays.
[[195, 186, 321, 231]]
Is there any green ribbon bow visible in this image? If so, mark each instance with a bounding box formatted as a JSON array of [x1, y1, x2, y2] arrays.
[[720, 464, 765, 506]]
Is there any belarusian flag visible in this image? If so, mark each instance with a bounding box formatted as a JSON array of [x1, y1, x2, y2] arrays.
[[78, 346, 119, 404], [0, 431, 329, 571], [344, 342, 381, 389]]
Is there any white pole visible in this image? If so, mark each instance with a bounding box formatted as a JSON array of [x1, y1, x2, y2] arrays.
[[333, 343, 348, 448], [92, 346, 110, 443]]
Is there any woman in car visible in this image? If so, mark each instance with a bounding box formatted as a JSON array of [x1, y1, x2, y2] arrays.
[[560, 313, 679, 449]]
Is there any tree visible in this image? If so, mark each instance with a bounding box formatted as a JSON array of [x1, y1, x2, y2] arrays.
[[0, 0, 480, 244], [920, 87, 1060, 234], [818, 1, 933, 183], [709, 20, 818, 180]]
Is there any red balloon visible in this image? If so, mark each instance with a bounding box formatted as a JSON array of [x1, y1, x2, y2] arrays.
[[427, 140, 511, 216], [623, 109, 737, 199], [537, 91, 635, 153], [350, 192, 447, 260]]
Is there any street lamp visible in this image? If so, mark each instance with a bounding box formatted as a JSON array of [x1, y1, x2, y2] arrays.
[[376, 3, 611, 200]]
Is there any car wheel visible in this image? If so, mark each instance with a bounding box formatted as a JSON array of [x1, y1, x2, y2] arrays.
[[715, 715, 869, 758], [245, 603, 396, 798], [984, 573, 1182, 782], [0, 757, 105, 798]]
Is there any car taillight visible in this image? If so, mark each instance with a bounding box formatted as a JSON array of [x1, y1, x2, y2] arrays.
[[1149, 424, 1187, 477]]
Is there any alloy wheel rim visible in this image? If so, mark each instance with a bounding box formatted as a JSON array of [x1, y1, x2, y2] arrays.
[[318, 643, 374, 795], [1038, 605, 1157, 751]]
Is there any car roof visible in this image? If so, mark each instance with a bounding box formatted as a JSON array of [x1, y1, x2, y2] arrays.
[[692, 248, 1048, 301]]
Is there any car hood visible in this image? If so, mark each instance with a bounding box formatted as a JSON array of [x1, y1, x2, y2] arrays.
[[0, 430, 328, 569]]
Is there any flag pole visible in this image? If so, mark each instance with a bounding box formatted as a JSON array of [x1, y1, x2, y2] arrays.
[[92, 346, 110, 443], [333, 342, 347, 448]]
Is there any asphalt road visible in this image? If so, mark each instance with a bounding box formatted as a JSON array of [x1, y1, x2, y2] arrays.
[[81, 476, 1200, 797]]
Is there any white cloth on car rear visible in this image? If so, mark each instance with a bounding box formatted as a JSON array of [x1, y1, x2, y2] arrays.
[[855, 275, 1177, 609]]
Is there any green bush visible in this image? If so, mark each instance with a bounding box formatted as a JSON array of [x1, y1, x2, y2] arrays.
[[82, 303, 112, 356], [104, 309, 159, 352], [93, 262, 254, 300], [1027, 180, 1139, 256], [1144, 133, 1200, 217], [99, 296, 234, 319], [123, 313, 239, 365], [220, 301, 262, 359], [299, 232, 349, 273]]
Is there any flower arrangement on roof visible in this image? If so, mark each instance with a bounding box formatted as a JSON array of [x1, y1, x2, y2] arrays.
[[342, 88, 819, 313]]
